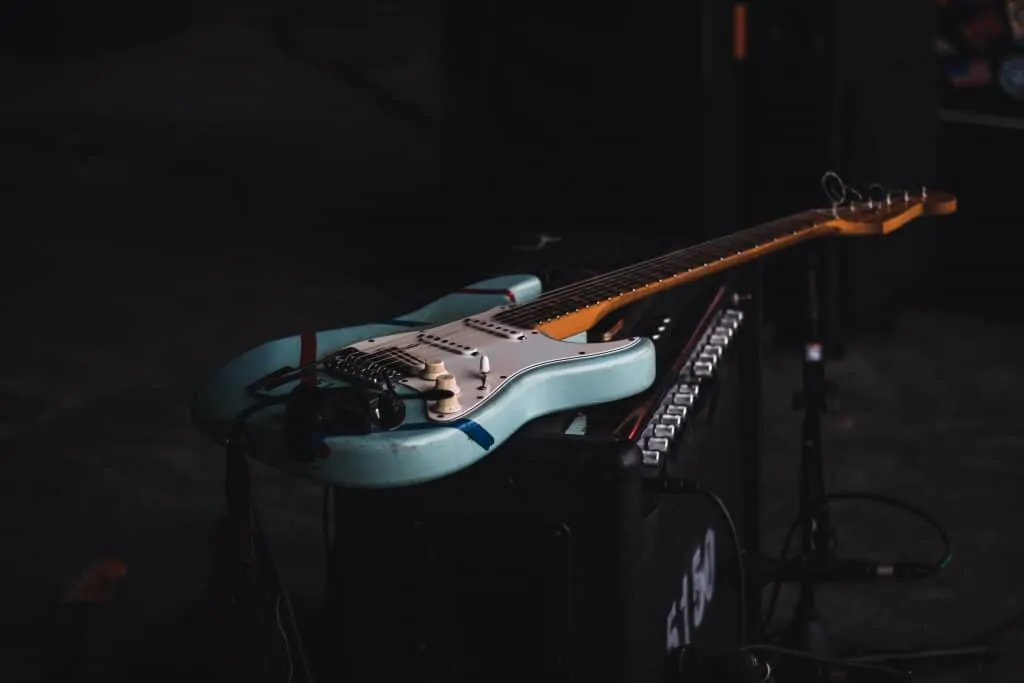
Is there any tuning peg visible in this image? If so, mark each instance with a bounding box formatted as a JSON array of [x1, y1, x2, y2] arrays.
[[867, 182, 888, 208]]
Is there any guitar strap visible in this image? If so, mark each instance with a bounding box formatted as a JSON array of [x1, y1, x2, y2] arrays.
[[220, 433, 316, 683]]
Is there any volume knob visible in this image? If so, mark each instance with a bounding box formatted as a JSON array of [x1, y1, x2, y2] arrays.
[[433, 374, 462, 414], [421, 359, 447, 380]]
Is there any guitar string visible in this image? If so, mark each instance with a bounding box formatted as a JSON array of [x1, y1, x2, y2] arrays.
[[365, 200, 885, 359], [313, 198, 922, 383], [315, 216, 826, 381], [440, 196, 912, 343], [266, 185, 913, 388], [489, 193, 918, 329], [498, 193, 923, 327], [316, 213, 841, 378], [496, 214, 826, 327], [376, 210, 828, 357]]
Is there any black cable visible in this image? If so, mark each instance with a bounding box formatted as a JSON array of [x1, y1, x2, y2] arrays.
[[761, 490, 953, 634], [743, 644, 911, 681], [647, 478, 747, 646], [697, 485, 747, 646], [828, 490, 953, 570]]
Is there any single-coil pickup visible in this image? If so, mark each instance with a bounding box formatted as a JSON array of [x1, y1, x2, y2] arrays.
[[416, 333, 478, 355], [464, 317, 526, 340]]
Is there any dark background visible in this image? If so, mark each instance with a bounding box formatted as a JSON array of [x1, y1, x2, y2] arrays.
[[1, 1, 1023, 681]]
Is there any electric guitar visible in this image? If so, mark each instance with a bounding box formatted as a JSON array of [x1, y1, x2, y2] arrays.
[[192, 190, 957, 488]]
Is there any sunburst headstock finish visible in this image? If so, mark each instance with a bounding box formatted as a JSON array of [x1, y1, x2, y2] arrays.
[[825, 189, 958, 236]]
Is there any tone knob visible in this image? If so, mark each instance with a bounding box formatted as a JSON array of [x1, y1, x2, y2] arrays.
[[421, 359, 447, 380], [432, 373, 462, 414], [433, 395, 462, 415], [434, 373, 460, 395]]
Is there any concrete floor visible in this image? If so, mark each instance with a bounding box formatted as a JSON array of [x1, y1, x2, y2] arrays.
[[1, 15, 1022, 683]]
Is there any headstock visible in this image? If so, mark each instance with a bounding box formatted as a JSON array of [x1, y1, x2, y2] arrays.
[[825, 188, 958, 236]]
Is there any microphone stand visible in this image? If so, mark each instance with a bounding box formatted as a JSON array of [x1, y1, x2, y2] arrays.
[[770, 246, 993, 677], [781, 245, 835, 654]]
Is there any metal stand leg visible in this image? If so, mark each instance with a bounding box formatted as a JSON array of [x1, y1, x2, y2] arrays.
[[782, 247, 835, 655]]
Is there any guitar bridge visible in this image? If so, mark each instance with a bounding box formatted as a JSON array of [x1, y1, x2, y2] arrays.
[[322, 348, 413, 387]]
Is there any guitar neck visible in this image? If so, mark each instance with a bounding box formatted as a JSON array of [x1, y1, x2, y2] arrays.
[[495, 210, 833, 339]]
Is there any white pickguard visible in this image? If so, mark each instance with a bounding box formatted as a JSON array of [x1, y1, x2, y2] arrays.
[[349, 307, 641, 423]]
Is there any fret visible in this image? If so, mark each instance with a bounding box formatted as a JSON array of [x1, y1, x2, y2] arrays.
[[496, 211, 827, 327]]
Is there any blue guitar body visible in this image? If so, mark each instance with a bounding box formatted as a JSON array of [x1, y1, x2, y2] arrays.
[[193, 275, 657, 488]]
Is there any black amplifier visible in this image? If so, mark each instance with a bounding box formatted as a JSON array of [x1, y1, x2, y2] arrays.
[[322, 273, 762, 683]]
